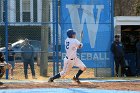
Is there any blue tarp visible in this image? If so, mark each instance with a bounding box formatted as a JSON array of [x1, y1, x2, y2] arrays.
[[60, 0, 114, 68], [0, 88, 139, 93]]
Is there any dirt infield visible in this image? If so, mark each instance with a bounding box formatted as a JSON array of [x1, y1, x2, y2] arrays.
[[0, 81, 140, 91], [1, 63, 140, 91]]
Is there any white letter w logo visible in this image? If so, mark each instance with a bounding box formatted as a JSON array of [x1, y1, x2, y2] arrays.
[[66, 5, 104, 48]]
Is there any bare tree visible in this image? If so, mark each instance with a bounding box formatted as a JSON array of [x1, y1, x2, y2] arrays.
[[115, 0, 140, 16]]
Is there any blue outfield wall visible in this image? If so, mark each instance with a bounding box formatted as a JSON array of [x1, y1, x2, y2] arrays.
[[60, 0, 114, 69]]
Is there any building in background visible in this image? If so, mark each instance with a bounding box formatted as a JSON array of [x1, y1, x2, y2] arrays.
[[0, 0, 42, 23], [0, 0, 43, 47], [0, 0, 62, 48]]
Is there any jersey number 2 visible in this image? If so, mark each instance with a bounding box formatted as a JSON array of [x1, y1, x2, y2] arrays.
[[66, 42, 69, 49]]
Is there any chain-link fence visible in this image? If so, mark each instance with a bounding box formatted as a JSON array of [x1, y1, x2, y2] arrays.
[[0, 0, 96, 80], [0, 0, 56, 80]]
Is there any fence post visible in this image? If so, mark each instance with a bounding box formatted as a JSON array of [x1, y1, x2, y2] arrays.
[[0, 0, 2, 22], [53, 0, 56, 76], [111, 0, 115, 77], [55, 0, 59, 74], [40, 0, 50, 77], [4, 0, 9, 79]]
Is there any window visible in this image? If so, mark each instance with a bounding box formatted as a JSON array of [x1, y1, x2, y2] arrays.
[[15, 0, 40, 22], [16, 0, 20, 22], [22, 0, 30, 22], [2, 0, 5, 22], [33, 0, 37, 22], [22, 0, 30, 12], [0, 0, 2, 22]]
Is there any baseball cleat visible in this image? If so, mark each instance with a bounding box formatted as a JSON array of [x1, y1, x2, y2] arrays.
[[116, 74, 118, 77], [32, 76, 37, 79], [25, 75, 28, 79], [48, 77, 54, 82], [73, 76, 81, 84]]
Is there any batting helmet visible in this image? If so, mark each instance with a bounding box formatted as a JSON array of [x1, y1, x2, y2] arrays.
[[67, 29, 76, 38]]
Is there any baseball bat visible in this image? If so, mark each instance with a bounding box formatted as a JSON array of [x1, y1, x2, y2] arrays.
[[80, 31, 83, 43]]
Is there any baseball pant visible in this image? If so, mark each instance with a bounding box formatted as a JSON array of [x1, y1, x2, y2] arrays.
[[23, 61, 35, 77], [114, 56, 125, 76], [60, 57, 86, 77]]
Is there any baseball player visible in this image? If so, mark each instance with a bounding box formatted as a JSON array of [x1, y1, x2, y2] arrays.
[[48, 29, 86, 84]]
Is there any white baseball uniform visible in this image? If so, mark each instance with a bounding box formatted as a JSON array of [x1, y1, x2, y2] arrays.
[[60, 38, 86, 77]]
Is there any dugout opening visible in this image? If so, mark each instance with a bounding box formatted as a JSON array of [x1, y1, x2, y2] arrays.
[[121, 25, 140, 76], [121, 25, 140, 53]]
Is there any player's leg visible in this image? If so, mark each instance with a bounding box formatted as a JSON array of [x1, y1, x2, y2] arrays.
[[11, 61, 15, 79], [59, 59, 74, 77], [74, 58, 86, 78], [0, 66, 5, 78], [48, 58, 74, 82], [48, 58, 67, 82], [29, 61, 36, 79], [48, 72, 61, 82], [119, 57, 125, 77], [114, 58, 119, 77], [73, 58, 86, 84], [24, 62, 28, 79], [8, 61, 15, 79]]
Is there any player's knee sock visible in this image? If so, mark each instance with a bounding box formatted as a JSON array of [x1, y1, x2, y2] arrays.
[[52, 73, 61, 80], [75, 70, 83, 79]]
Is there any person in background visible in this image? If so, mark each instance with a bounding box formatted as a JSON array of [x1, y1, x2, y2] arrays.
[[21, 38, 36, 79], [8, 43, 15, 79], [111, 35, 125, 77], [0, 52, 6, 78], [136, 37, 140, 77], [0, 52, 5, 63]]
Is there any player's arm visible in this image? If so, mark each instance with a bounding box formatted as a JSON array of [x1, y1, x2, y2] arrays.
[[75, 39, 83, 49], [78, 43, 83, 49]]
